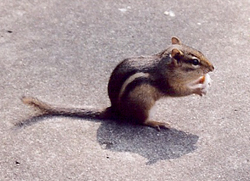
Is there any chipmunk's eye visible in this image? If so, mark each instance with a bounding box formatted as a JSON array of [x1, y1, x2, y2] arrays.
[[191, 58, 200, 66]]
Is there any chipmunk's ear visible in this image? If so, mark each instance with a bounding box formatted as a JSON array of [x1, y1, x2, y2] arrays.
[[171, 37, 181, 45], [171, 48, 183, 66], [171, 48, 183, 58]]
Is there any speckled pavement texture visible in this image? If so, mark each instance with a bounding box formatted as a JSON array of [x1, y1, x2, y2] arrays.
[[1, 0, 250, 180]]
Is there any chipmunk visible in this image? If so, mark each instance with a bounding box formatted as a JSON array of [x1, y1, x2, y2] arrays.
[[22, 37, 214, 130]]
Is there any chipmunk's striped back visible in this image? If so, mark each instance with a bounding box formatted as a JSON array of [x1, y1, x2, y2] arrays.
[[107, 55, 163, 109]]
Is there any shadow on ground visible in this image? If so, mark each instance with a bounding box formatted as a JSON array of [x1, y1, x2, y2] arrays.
[[16, 116, 199, 165], [97, 121, 199, 165]]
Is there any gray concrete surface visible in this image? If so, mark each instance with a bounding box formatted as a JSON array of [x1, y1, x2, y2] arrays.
[[1, 0, 250, 180]]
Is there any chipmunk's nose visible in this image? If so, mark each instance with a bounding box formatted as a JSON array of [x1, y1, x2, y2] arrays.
[[210, 65, 214, 72], [204, 64, 214, 74]]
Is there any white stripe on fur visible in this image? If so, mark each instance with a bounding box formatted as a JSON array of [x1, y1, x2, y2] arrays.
[[118, 72, 149, 100]]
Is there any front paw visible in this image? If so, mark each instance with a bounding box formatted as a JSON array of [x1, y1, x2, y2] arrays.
[[193, 84, 208, 96], [188, 74, 212, 96]]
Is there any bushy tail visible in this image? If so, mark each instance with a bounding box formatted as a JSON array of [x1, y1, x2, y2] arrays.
[[21, 96, 105, 119]]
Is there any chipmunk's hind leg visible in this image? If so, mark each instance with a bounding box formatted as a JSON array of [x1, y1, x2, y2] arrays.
[[143, 120, 170, 131], [120, 84, 170, 131], [143, 104, 170, 131]]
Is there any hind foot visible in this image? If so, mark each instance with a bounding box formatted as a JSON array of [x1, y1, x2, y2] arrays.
[[143, 120, 170, 131]]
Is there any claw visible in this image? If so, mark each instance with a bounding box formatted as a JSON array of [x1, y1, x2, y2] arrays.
[[144, 120, 170, 131]]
